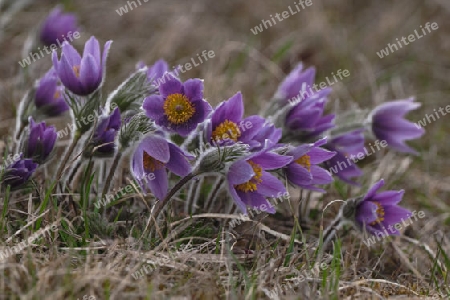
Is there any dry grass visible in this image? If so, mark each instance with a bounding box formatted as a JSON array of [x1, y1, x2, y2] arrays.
[[0, 0, 449, 299]]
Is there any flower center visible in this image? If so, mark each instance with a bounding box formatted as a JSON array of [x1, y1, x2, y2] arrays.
[[295, 154, 311, 171], [73, 65, 81, 78], [53, 90, 61, 99], [163, 93, 195, 125], [235, 161, 263, 193], [370, 201, 385, 225], [212, 120, 241, 143], [143, 152, 164, 172]]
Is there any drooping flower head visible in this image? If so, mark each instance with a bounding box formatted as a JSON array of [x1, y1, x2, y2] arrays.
[[353, 179, 411, 236], [276, 63, 335, 139], [22, 118, 57, 164], [40, 6, 78, 46], [325, 129, 365, 185], [34, 68, 69, 116], [91, 107, 121, 155], [206, 92, 265, 147], [1, 157, 38, 189], [131, 135, 193, 200], [368, 97, 425, 154], [227, 145, 292, 214], [52, 36, 112, 96], [143, 77, 212, 137], [285, 138, 336, 192]]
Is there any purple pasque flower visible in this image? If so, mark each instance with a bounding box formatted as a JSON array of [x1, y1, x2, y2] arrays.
[[136, 59, 173, 86], [23, 118, 57, 164], [131, 134, 192, 200], [368, 97, 424, 154], [275, 63, 335, 138], [52, 36, 112, 96], [250, 122, 282, 152], [35, 68, 69, 116], [354, 179, 411, 236], [285, 138, 336, 192], [206, 92, 265, 147], [92, 107, 121, 155], [1, 158, 38, 189], [142, 77, 212, 137], [227, 145, 292, 214], [40, 6, 78, 46], [325, 129, 365, 185]]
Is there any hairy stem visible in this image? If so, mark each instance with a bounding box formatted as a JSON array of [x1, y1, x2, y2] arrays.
[[101, 150, 123, 200], [55, 131, 82, 183]]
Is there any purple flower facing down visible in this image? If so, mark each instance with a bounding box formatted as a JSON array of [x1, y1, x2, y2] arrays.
[[285, 138, 336, 192], [275, 64, 316, 105], [355, 179, 411, 236], [35, 68, 69, 116], [24, 118, 57, 164], [325, 130, 365, 185], [52, 36, 112, 96], [227, 147, 292, 214], [206, 92, 265, 147], [92, 108, 121, 155], [143, 77, 212, 137], [40, 6, 78, 46], [1, 158, 38, 189], [131, 135, 192, 200], [369, 98, 425, 154]]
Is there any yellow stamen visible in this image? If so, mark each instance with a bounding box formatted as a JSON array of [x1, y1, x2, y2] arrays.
[[370, 201, 385, 225], [163, 93, 195, 124], [212, 120, 241, 143], [296, 154, 311, 171], [73, 65, 81, 78], [53, 90, 61, 99], [143, 152, 164, 172], [235, 161, 263, 193]]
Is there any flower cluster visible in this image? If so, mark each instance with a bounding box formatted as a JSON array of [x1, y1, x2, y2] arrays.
[[6, 6, 425, 241]]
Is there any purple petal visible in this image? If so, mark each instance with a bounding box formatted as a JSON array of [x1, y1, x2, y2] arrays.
[[160, 78, 183, 98], [228, 160, 255, 185], [371, 190, 404, 206], [83, 36, 100, 64], [183, 79, 204, 101], [251, 152, 292, 170], [143, 95, 165, 120], [286, 164, 312, 186], [166, 143, 192, 177], [140, 135, 170, 163], [80, 54, 101, 93], [145, 168, 168, 201], [257, 171, 286, 198]]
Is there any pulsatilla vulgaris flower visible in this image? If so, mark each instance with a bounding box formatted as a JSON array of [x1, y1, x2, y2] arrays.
[[23, 118, 57, 164], [40, 6, 78, 46], [368, 97, 424, 154], [227, 147, 292, 214], [143, 77, 212, 137], [1, 157, 38, 189], [275, 64, 316, 106], [131, 135, 192, 200], [52, 36, 112, 96], [325, 129, 365, 185], [353, 179, 411, 236], [35, 68, 69, 116], [285, 138, 336, 192], [91, 108, 121, 155], [206, 92, 265, 146]]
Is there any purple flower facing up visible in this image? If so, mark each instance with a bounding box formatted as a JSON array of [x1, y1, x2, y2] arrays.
[[35, 68, 69, 116], [1, 158, 38, 189], [52, 36, 112, 96], [368, 97, 425, 154], [354, 179, 411, 236], [23, 118, 57, 164], [227, 147, 292, 214], [92, 108, 121, 155], [40, 6, 78, 46], [131, 135, 192, 200], [325, 129, 365, 185], [285, 138, 336, 192], [206, 92, 265, 147], [143, 77, 212, 137]]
